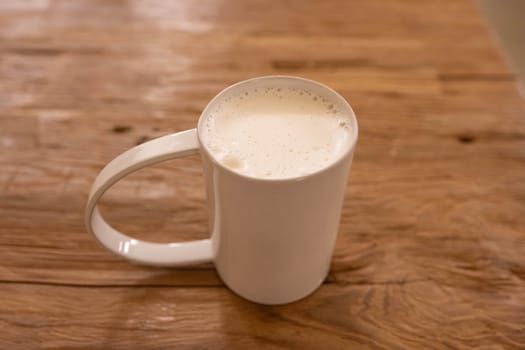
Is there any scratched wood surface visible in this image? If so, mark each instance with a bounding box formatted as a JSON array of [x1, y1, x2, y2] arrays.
[[1, 0, 525, 349]]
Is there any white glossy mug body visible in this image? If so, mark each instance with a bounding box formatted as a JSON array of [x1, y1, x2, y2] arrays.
[[85, 76, 358, 305]]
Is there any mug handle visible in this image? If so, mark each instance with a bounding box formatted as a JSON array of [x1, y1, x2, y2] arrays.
[[85, 129, 213, 266]]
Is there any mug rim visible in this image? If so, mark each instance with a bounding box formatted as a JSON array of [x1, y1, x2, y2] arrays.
[[196, 75, 359, 182]]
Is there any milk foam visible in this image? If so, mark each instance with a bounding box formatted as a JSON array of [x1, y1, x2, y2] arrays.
[[201, 86, 352, 179]]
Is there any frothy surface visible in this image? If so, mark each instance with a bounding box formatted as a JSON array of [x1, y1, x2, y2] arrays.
[[201, 86, 352, 179]]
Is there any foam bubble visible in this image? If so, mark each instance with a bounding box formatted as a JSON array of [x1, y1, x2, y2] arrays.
[[221, 153, 243, 170]]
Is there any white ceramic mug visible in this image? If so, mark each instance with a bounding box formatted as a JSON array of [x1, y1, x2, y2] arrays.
[[85, 76, 358, 304]]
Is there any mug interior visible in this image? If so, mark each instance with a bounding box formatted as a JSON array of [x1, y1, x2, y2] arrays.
[[197, 75, 358, 181]]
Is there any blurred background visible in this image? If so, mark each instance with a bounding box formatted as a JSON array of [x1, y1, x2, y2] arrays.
[[478, 0, 525, 92]]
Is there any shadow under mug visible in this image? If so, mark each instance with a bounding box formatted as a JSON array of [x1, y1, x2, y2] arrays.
[[85, 75, 358, 305]]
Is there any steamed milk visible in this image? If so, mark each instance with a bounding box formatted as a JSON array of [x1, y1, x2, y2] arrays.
[[201, 86, 352, 179]]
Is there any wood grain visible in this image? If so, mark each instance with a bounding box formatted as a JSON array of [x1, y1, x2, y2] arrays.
[[1, 0, 525, 348], [2, 281, 524, 350]]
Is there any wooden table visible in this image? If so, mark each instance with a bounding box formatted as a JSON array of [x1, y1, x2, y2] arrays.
[[1, 0, 524, 348]]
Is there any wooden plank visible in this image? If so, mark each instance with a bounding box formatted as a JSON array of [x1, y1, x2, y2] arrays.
[[1, 282, 524, 349]]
